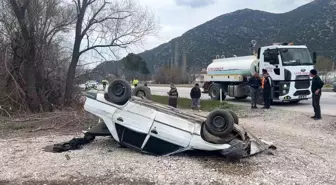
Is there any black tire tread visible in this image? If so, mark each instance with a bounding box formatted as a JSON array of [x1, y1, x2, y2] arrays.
[[201, 123, 236, 144], [227, 110, 239, 124], [132, 85, 152, 100], [205, 109, 234, 138], [107, 79, 132, 105]]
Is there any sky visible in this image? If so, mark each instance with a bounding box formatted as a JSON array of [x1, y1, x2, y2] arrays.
[[136, 0, 313, 52], [81, 0, 314, 67]]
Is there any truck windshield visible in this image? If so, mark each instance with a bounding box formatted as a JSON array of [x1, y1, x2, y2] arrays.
[[280, 48, 313, 66]]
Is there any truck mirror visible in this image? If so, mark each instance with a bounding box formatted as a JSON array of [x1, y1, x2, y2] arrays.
[[313, 52, 317, 64]]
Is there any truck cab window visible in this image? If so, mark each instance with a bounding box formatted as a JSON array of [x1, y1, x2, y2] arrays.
[[264, 49, 279, 65]]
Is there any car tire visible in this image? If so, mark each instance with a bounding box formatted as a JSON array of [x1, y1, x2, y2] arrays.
[[201, 123, 236, 144], [132, 85, 152, 100], [107, 79, 132, 105], [227, 110, 239, 124], [205, 109, 234, 138]]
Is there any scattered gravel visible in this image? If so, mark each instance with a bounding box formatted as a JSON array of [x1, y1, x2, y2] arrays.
[[1, 108, 336, 185]]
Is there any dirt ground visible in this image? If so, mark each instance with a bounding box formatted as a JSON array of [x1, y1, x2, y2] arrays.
[[0, 108, 336, 185]]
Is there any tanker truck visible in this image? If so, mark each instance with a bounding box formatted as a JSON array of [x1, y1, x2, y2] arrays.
[[202, 42, 316, 104]]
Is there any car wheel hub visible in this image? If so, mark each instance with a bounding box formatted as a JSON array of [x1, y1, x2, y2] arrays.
[[113, 83, 125, 96], [212, 116, 227, 131]]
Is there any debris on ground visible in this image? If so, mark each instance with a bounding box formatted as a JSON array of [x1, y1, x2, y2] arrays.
[[0, 107, 335, 184]]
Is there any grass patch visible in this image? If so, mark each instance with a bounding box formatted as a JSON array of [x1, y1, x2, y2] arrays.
[[151, 95, 238, 111], [324, 84, 333, 88]]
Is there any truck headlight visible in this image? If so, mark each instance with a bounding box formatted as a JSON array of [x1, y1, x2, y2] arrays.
[[284, 84, 287, 88], [283, 90, 287, 94]]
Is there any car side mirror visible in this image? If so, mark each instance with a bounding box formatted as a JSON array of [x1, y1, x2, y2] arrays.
[[313, 52, 317, 64]]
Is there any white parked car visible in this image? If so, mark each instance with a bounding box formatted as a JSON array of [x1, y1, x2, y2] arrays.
[[82, 79, 274, 160], [85, 80, 98, 90]]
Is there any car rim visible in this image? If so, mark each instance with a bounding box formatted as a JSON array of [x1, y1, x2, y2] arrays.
[[212, 116, 228, 132], [113, 83, 125, 96], [136, 90, 145, 97]]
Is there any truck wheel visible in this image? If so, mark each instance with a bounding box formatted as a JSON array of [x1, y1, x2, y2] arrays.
[[235, 95, 248, 100], [107, 79, 132, 105], [132, 85, 152, 100], [205, 109, 234, 138], [201, 123, 236, 144], [209, 84, 226, 100], [227, 110, 239, 124]]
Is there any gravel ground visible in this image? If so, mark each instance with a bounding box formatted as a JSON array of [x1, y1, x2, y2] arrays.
[[1, 108, 336, 185]]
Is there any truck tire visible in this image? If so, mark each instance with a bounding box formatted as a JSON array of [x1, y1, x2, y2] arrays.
[[205, 109, 234, 138], [107, 79, 132, 105], [235, 95, 248, 100], [132, 85, 152, 100], [201, 123, 236, 144], [209, 84, 226, 100], [227, 110, 239, 124]]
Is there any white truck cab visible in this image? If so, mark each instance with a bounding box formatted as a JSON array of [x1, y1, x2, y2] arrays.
[[257, 44, 314, 102]]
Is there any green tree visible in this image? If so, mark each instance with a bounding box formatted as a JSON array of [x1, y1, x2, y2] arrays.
[[122, 53, 150, 80]]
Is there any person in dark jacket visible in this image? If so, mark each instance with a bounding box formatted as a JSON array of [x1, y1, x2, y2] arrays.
[[310, 69, 324, 120], [167, 84, 178, 108], [248, 72, 262, 109], [190, 83, 201, 111], [261, 69, 272, 109]]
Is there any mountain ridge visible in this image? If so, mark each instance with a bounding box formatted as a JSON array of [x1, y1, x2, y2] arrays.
[[96, 0, 336, 76]]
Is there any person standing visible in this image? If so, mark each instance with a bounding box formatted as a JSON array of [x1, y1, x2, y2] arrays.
[[248, 73, 262, 109], [310, 69, 324, 120], [132, 78, 139, 87], [102, 80, 108, 90], [167, 84, 178, 108], [190, 83, 201, 111], [261, 69, 272, 109]]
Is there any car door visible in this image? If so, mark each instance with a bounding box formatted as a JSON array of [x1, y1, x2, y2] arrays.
[[113, 102, 156, 151], [141, 112, 194, 156]]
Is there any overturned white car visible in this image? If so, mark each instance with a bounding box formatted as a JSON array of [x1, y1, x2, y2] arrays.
[[81, 79, 275, 160]]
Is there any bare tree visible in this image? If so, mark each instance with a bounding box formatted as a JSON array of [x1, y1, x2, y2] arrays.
[[64, 0, 156, 104], [0, 0, 73, 112]]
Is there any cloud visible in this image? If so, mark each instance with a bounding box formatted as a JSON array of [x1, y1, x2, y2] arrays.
[[174, 0, 216, 8]]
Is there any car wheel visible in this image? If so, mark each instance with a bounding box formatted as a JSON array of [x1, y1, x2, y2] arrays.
[[205, 109, 234, 138], [201, 123, 236, 144], [107, 79, 132, 105], [227, 110, 239, 124], [132, 85, 152, 100]]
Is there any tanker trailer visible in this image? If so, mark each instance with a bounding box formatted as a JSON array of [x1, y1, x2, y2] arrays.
[[203, 43, 316, 104], [203, 55, 259, 100]]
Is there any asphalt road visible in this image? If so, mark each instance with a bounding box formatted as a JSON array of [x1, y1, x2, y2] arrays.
[[84, 84, 336, 116], [149, 86, 336, 116]]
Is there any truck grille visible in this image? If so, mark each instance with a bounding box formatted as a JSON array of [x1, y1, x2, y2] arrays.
[[294, 80, 310, 89], [293, 90, 310, 96], [294, 75, 310, 89]]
